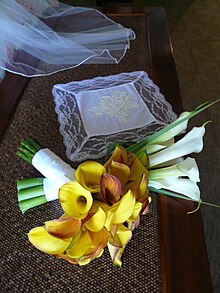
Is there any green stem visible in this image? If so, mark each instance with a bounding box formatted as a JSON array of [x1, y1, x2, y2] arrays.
[[17, 151, 32, 164], [17, 138, 42, 164], [19, 196, 47, 213], [27, 138, 42, 152], [149, 187, 220, 209], [18, 185, 45, 201], [17, 178, 44, 191]]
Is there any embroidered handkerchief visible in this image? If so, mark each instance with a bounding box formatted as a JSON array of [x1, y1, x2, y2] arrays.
[[52, 71, 177, 162]]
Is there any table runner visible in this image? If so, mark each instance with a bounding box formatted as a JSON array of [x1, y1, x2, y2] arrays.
[[0, 16, 162, 292]]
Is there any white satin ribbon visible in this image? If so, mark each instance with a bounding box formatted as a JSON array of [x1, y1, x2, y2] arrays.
[[32, 148, 75, 201]]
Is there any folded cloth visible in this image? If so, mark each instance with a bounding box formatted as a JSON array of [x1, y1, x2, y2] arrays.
[[52, 71, 177, 162], [0, 0, 135, 80]]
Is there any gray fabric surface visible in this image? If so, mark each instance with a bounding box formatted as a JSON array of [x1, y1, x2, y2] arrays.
[[0, 16, 162, 292]]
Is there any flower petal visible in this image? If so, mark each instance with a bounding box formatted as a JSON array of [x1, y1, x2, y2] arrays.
[[128, 202, 143, 222], [149, 157, 200, 182], [66, 230, 93, 259], [28, 226, 71, 254], [84, 207, 106, 232], [105, 190, 135, 230], [150, 178, 200, 201], [149, 125, 206, 167], [75, 161, 106, 193], [108, 161, 130, 187], [110, 224, 132, 247], [107, 243, 125, 267], [127, 152, 148, 181], [146, 138, 174, 155], [104, 145, 128, 170], [45, 217, 81, 238], [81, 228, 109, 260], [147, 111, 189, 145], [59, 181, 93, 219], [99, 174, 122, 205]]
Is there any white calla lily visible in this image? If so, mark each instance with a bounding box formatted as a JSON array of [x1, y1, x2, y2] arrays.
[[146, 138, 174, 155], [149, 178, 200, 202], [147, 111, 189, 146], [149, 157, 200, 182], [153, 157, 184, 168], [149, 125, 206, 167]]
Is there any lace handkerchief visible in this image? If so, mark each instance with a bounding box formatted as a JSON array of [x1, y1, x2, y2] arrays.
[[52, 71, 177, 162]]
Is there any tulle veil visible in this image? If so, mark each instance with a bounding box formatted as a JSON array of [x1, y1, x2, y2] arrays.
[[0, 0, 135, 80]]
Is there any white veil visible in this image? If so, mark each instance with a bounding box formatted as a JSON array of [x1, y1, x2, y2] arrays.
[[0, 0, 135, 78]]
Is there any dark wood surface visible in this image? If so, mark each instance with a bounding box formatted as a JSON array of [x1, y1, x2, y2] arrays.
[[0, 7, 212, 293]]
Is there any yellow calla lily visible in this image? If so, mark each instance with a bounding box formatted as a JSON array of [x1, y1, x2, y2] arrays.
[[66, 230, 93, 259], [75, 161, 106, 193], [28, 226, 71, 255], [78, 228, 109, 264], [128, 201, 143, 222], [124, 172, 149, 203], [59, 181, 93, 219], [105, 190, 135, 230], [110, 224, 132, 247], [84, 207, 106, 232]]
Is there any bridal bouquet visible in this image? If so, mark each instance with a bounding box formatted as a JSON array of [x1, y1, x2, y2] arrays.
[[17, 100, 220, 266]]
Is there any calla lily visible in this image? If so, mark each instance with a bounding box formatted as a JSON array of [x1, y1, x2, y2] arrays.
[[104, 145, 128, 170], [149, 178, 200, 201], [84, 207, 106, 232], [110, 224, 132, 247], [66, 230, 94, 259], [146, 138, 174, 155], [75, 161, 106, 193], [28, 226, 71, 254], [78, 228, 109, 263], [128, 201, 143, 222], [127, 99, 219, 158], [105, 190, 136, 231], [149, 157, 200, 182], [107, 161, 130, 187], [45, 217, 81, 238], [147, 111, 189, 145], [107, 243, 125, 267], [127, 152, 148, 181], [149, 125, 206, 167], [125, 172, 149, 203], [66, 227, 109, 262], [59, 181, 93, 219], [99, 174, 122, 205]]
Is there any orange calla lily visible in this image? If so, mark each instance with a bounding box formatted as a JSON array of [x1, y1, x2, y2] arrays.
[[45, 217, 81, 239], [104, 145, 128, 170], [99, 174, 122, 205]]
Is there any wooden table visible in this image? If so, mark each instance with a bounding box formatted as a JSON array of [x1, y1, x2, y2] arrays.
[[0, 7, 212, 293]]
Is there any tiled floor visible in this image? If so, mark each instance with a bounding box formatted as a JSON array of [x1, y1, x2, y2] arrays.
[[64, 1, 220, 291]]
